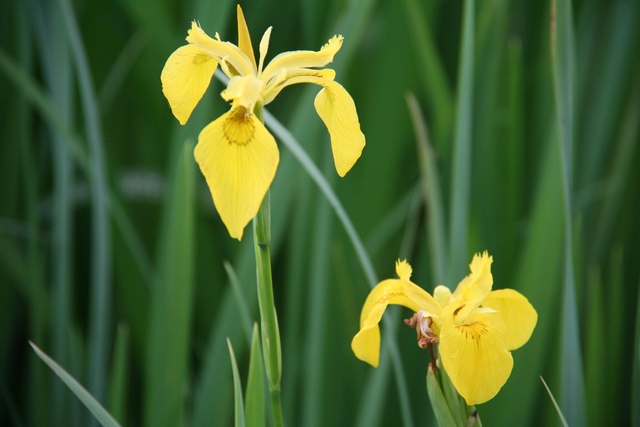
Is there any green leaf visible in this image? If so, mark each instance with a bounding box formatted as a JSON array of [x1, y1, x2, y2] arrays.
[[426, 364, 457, 427], [107, 324, 130, 424], [228, 339, 247, 427], [401, 0, 454, 147], [406, 92, 448, 286], [245, 324, 266, 427], [540, 377, 569, 427], [29, 342, 121, 427], [632, 279, 640, 426], [448, 0, 475, 283], [144, 139, 196, 427], [225, 261, 254, 345], [551, 0, 587, 424], [437, 359, 469, 427]]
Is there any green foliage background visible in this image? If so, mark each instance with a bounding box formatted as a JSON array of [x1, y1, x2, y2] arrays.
[[1, 0, 639, 426]]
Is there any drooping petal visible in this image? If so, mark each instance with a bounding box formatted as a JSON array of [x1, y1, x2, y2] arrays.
[[194, 107, 279, 240], [161, 44, 217, 125], [261, 35, 343, 82], [314, 80, 365, 176], [439, 311, 513, 405], [352, 265, 441, 367], [482, 289, 537, 351], [236, 5, 257, 70], [352, 274, 440, 367], [351, 323, 382, 367], [186, 21, 255, 77], [450, 251, 494, 322]]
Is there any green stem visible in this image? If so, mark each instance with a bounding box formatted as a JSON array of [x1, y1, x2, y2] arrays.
[[253, 105, 284, 427]]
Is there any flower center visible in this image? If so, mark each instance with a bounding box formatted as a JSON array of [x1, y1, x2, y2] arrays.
[[223, 107, 255, 145], [222, 75, 264, 112], [404, 309, 438, 349]]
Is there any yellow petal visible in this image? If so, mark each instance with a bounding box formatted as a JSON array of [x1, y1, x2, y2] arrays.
[[395, 259, 412, 281], [257, 26, 272, 75], [450, 251, 494, 322], [439, 312, 513, 405], [351, 325, 381, 367], [352, 266, 441, 367], [236, 5, 257, 70], [482, 289, 537, 351], [258, 70, 363, 178], [313, 80, 366, 176], [194, 107, 279, 240], [434, 285, 452, 308], [221, 75, 264, 111], [161, 44, 217, 125], [351, 278, 422, 367], [261, 68, 336, 105], [186, 21, 254, 77], [261, 35, 343, 82]]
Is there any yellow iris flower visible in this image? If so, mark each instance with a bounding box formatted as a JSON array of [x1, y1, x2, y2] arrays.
[[351, 252, 537, 405], [160, 6, 366, 240]]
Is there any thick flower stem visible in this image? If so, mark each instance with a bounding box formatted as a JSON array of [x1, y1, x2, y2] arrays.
[[253, 105, 284, 427]]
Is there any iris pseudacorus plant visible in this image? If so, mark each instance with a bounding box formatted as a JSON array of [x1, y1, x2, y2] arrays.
[[161, 5, 366, 240], [351, 252, 538, 405]]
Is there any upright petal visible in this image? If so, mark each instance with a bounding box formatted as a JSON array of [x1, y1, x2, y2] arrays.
[[161, 44, 217, 124], [257, 27, 272, 75], [450, 252, 494, 322], [194, 107, 279, 240], [482, 289, 537, 350], [439, 311, 513, 405], [261, 35, 343, 82], [313, 80, 365, 176], [434, 285, 452, 308], [186, 22, 255, 77], [236, 5, 257, 70]]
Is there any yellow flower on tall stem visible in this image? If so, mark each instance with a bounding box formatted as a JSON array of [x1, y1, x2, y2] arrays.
[[161, 5, 365, 240], [351, 252, 537, 405]]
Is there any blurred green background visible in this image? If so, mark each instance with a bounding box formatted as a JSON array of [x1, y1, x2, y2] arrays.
[[1, 0, 639, 426]]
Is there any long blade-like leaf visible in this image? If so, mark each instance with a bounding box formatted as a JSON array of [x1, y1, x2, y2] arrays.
[[30, 342, 121, 427], [228, 339, 246, 427], [551, 0, 586, 424]]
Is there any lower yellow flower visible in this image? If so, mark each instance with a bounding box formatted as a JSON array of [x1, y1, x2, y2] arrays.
[[160, 5, 365, 240], [351, 252, 537, 405]]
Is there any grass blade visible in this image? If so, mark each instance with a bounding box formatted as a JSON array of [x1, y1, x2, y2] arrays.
[[406, 92, 448, 285], [227, 339, 247, 427], [225, 261, 254, 346], [107, 325, 130, 425], [29, 342, 121, 427], [401, 0, 453, 147], [540, 377, 569, 427], [632, 279, 640, 426], [58, 0, 112, 407], [144, 140, 196, 427], [448, 0, 475, 282], [245, 324, 266, 427], [551, 0, 586, 424]]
